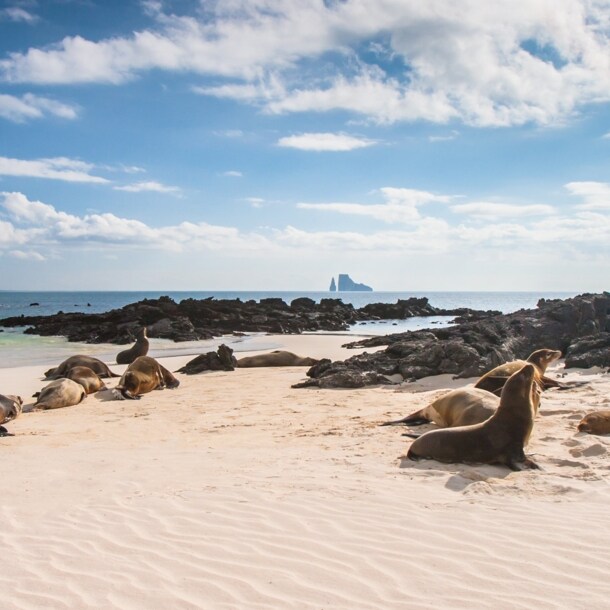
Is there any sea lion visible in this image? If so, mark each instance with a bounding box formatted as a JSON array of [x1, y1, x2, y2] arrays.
[[236, 351, 319, 368], [382, 388, 499, 428], [577, 411, 610, 435], [116, 327, 149, 365], [45, 355, 119, 380], [474, 349, 562, 395], [66, 366, 107, 395], [33, 379, 86, 410], [0, 394, 23, 436], [113, 356, 180, 400], [406, 364, 540, 471]]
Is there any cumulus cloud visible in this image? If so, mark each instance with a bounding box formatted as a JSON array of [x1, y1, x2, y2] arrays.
[[1, 184, 608, 265], [113, 180, 182, 194], [565, 181, 610, 209], [298, 187, 453, 223], [451, 202, 555, 218], [0, 93, 78, 123], [277, 132, 377, 151], [2, 1, 610, 126], [0, 156, 109, 183]]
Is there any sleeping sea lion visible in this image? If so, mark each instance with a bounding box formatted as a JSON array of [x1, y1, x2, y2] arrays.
[[33, 379, 86, 410], [474, 349, 561, 395], [0, 394, 23, 436], [406, 364, 540, 471], [116, 327, 149, 365], [113, 356, 180, 400], [236, 351, 319, 368], [578, 411, 610, 435], [66, 366, 107, 395], [382, 388, 499, 428], [45, 355, 119, 380]]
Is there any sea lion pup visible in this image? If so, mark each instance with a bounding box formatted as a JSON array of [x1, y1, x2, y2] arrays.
[[406, 364, 540, 471], [382, 388, 499, 428], [45, 355, 119, 380], [116, 327, 149, 365], [474, 348, 562, 395], [236, 351, 319, 368], [113, 356, 179, 400], [33, 379, 86, 410], [66, 366, 107, 395], [578, 411, 610, 435], [0, 394, 23, 436]]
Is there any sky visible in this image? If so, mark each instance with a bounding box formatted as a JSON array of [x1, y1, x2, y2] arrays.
[[0, 0, 609, 292]]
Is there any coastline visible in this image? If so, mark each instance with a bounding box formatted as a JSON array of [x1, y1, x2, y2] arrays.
[[2, 334, 610, 608]]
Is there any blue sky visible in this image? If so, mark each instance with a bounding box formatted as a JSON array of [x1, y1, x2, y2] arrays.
[[1, 0, 609, 291]]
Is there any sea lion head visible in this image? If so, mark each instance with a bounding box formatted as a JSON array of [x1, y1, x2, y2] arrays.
[[527, 348, 562, 372], [501, 362, 536, 398], [113, 371, 141, 400], [1, 395, 23, 421]]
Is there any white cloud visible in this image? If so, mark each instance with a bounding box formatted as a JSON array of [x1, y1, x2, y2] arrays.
[[244, 197, 264, 208], [451, 202, 555, 218], [0, 156, 109, 183], [0, 7, 37, 23], [565, 181, 610, 209], [222, 170, 243, 177], [2, 1, 610, 126], [0, 93, 78, 123], [277, 132, 377, 151], [298, 187, 453, 223], [429, 131, 460, 143], [113, 180, 181, 194], [8, 250, 45, 261]]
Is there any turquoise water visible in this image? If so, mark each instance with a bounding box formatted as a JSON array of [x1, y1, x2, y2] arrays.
[[0, 290, 579, 368]]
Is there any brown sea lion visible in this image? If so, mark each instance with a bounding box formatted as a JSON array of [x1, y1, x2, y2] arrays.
[[113, 356, 180, 400], [474, 349, 562, 395], [236, 350, 319, 368], [382, 388, 499, 428], [66, 366, 107, 395], [33, 379, 86, 410], [116, 327, 149, 365], [0, 394, 23, 436], [406, 364, 540, 471], [45, 355, 119, 380], [578, 411, 610, 435]]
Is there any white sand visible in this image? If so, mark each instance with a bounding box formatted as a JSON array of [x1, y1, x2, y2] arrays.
[[2, 335, 610, 609]]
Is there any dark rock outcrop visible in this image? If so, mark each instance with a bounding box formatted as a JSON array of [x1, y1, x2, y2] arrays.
[[176, 344, 237, 375], [0, 296, 492, 344], [295, 292, 610, 388]]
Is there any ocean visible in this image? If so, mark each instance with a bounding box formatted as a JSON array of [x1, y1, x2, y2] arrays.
[[0, 290, 579, 368]]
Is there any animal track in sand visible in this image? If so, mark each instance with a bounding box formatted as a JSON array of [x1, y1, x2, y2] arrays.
[[569, 443, 607, 458]]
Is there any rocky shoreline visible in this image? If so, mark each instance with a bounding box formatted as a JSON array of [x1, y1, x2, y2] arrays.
[[0, 295, 495, 344], [294, 292, 610, 388]]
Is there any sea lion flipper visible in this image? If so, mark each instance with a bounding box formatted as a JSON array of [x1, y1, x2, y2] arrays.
[[380, 414, 430, 426], [401, 432, 422, 439], [507, 457, 540, 471], [0, 426, 13, 437]]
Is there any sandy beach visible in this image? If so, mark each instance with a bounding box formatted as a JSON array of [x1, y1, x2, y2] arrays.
[[2, 334, 610, 609]]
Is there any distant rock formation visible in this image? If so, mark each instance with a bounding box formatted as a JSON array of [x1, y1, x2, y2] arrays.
[[337, 274, 372, 292], [329, 277, 337, 291]]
